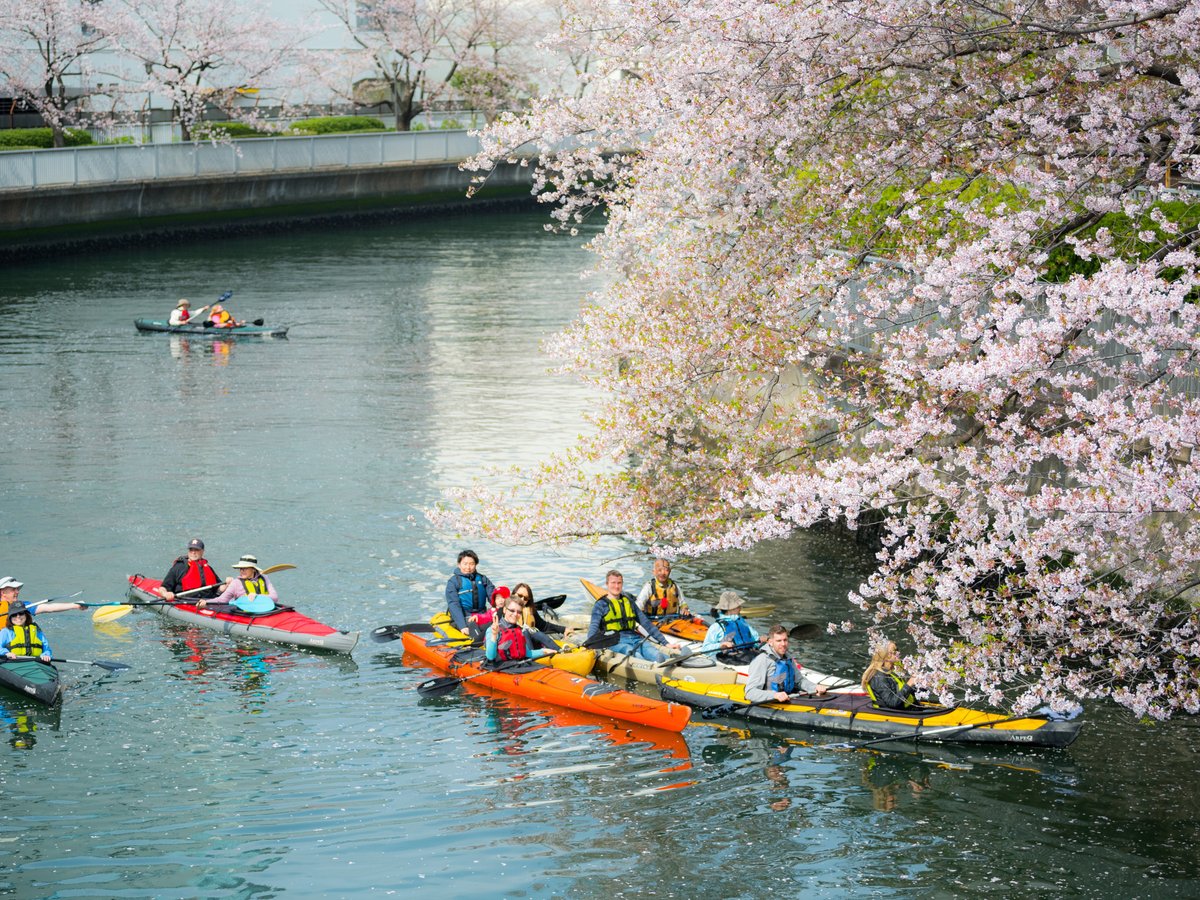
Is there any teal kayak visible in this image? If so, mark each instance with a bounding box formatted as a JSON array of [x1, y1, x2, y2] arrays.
[[134, 319, 288, 337], [0, 659, 62, 706]]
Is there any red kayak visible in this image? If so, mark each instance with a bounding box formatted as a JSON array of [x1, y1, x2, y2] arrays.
[[402, 631, 691, 733], [127, 574, 359, 653]]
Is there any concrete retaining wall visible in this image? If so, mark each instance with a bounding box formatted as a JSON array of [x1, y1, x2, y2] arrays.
[[0, 159, 533, 261]]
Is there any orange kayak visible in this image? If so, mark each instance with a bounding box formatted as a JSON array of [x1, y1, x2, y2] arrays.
[[401, 631, 691, 733], [579, 577, 711, 641]]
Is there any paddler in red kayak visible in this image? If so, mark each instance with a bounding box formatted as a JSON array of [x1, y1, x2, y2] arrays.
[[197, 555, 278, 613], [156, 537, 222, 601]]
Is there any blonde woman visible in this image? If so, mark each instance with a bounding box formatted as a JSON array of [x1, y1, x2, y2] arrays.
[[861, 641, 918, 709]]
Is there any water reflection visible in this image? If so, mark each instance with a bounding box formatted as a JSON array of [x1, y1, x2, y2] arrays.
[[398, 649, 691, 764], [158, 628, 297, 712], [0, 699, 59, 751]]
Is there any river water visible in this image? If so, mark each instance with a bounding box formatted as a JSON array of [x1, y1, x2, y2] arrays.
[[0, 209, 1196, 898]]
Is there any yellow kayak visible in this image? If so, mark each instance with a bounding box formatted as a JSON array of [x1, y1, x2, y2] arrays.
[[429, 613, 596, 676]]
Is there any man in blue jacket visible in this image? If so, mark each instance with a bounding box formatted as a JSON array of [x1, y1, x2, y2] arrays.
[[445, 550, 497, 632]]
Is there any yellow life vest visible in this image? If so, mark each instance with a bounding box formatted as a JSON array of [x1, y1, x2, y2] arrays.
[[643, 578, 682, 614], [242, 575, 268, 594], [602, 593, 640, 633], [8, 623, 45, 657]]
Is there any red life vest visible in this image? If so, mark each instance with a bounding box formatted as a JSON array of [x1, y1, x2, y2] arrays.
[[495, 622, 528, 660], [180, 559, 219, 592]]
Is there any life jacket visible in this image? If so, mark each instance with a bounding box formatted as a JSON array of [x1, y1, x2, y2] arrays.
[[767, 652, 796, 694], [179, 558, 220, 592], [211, 309, 233, 326], [8, 623, 45, 658], [495, 622, 528, 661], [718, 615, 755, 648], [866, 670, 915, 708], [602, 593, 640, 633], [642, 578, 682, 614], [453, 574, 489, 616], [233, 575, 274, 614]]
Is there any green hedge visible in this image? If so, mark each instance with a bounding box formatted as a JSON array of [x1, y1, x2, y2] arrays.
[[192, 121, 271, 140], [0, 127, 94, 149], [288, 116, 386, 135]]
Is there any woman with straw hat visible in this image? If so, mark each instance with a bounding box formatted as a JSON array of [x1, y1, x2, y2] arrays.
[[196, 554, 278, 614]]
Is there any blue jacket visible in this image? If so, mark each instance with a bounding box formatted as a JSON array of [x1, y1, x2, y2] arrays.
[[445, 570, 497, 630]]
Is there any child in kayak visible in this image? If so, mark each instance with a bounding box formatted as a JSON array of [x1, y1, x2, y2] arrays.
[[0, 603, 52, 663]]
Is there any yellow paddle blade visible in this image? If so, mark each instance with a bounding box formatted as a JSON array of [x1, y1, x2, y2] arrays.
[[261, 564, 296, 575], [92, 604, 134, 623], [739, 605, 776, 617]]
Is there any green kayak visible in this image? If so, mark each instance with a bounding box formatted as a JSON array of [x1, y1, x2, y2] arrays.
[[134, 319, 288, 337], [0, 658, 62, 706]]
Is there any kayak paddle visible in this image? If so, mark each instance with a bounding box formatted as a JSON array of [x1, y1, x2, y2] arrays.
[[370, 623, 438, 643], [50, 657, 131, 672], [533, 594, 568, 610], [90, 579, 241, 623], [789, 623, 823, 640]]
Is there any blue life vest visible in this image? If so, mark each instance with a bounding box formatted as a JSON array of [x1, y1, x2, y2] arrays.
[[769, 655, 796, 694], [718, 615, 755, 648], [454, 574, 488, 615]]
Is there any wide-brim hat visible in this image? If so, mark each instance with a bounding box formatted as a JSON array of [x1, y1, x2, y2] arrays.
[[177, 299, 190, 307], [232, 555, 261, 571], [716, 590, 745, 612], [0, 576, 23, 591], [5, 601, 29, 618]]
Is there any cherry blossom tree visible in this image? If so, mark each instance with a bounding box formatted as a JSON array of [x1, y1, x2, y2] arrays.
[[106, 0, 313, 141], [315, 0, 537, 130], [0, 0, 114, 146], [438, 0, 1200, 719]]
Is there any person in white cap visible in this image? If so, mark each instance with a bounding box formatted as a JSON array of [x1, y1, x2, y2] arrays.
[[0, 577, 84, 628], [197, 555, 277, 614]]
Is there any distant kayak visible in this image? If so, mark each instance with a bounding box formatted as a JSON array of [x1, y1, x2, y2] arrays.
[[0, 658, 61, 706], [134, 319, 289, 337]]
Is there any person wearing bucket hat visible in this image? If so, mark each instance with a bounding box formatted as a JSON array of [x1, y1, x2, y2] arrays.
[[156, 538, 222, 601], [699, 590, 763, 664], [636, 558, 690, 617], [0, 576, 84, 628], [197, 554, 278, 614], [0, 602, 53, 663], [444, 550, 498, 632], [168, 298, 210, 326]]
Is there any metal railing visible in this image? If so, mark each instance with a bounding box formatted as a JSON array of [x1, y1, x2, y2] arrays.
[[0, 130, 483, 191]]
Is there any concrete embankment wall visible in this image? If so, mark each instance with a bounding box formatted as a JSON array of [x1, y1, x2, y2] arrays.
[[0, 160, 533, 262]]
